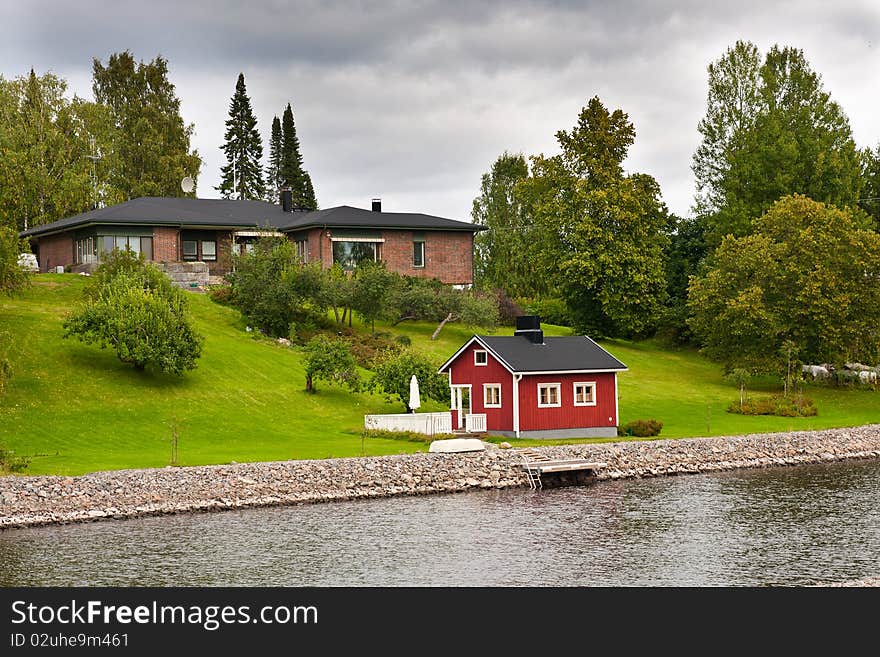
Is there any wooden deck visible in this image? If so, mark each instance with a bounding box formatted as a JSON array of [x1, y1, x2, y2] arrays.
[[519, 449, 606, 489]]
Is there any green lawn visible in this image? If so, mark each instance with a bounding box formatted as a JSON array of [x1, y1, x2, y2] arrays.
[[1, 274, 878, 475]]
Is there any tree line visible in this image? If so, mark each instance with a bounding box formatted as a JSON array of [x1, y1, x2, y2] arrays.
[[474, 40, 880, 382]]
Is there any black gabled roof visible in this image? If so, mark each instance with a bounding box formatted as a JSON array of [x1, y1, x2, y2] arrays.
[[440, 334, 627, 374], [277, 205, 481, 232], [20, 197, 482, 238]]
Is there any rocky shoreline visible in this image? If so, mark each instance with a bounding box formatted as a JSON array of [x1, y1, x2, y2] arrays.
[[2, 424, 880, 532]]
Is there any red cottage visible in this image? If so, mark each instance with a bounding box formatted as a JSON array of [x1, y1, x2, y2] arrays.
[[438, 316, 627, 439]]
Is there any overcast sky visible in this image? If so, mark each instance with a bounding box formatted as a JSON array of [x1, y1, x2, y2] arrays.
[[2, 1, 879, 221]]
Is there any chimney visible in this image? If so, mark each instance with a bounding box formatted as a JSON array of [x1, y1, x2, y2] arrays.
[[372, 198, 382, 212], [514, 315, 544, 344], [281, 188, 292, 212]]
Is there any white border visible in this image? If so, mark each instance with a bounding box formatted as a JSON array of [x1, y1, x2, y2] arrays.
[[537, 382, 561, 408], [474, 349, 488, 366], [483, 383, 502, 408], [572, 381, 597, 406]]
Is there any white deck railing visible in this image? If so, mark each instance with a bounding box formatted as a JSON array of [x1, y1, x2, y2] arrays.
[[364, 412, 453, 435], [464, 413, 487, 433]]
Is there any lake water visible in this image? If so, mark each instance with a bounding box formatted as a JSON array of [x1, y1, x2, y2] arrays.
[[1, 459, 878, 586]]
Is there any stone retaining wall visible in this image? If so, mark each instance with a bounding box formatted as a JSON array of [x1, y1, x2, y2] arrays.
[[2, 425, 880, 531]]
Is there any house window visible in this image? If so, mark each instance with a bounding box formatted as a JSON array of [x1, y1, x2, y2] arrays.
[[537, 383, 561, 408], [573, 382, 596, 406], [474, 350, 487, 366], [413, 240, 425, 268], [483, 384, 501, 408], [140, 237, 153, 261], [93, 235, 151, 261], [201, 240, 217, 261], [332, 241, 380, 271], [182, 240, 198, 261], [75, 237, 97, 264], [295, 239, 308, 262]]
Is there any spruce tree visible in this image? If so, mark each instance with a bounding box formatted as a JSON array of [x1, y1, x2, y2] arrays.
[[266, 115, 282, 202], [217, 73, 265, 200], [279, 102, 317, 209]]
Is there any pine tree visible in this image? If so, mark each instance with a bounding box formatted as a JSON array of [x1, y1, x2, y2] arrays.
[[279, 102, 317, 209], [266, 115, 282, 202], [217, 73, 265, 200]]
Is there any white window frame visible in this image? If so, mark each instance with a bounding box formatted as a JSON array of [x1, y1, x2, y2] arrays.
[[474, 350, 488, 366], [573, 381, 597, 407], [537, 383, 561, 408], [483, 383, 502, 408]]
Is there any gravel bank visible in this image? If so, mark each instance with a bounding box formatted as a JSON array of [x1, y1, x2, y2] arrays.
[[2, 424, 880, 531]]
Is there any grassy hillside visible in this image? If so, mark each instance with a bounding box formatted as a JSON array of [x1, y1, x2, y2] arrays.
[[1, 274, 879, 475]]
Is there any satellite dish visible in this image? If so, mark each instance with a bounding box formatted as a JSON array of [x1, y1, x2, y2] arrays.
[[181, 176, 195, 194]]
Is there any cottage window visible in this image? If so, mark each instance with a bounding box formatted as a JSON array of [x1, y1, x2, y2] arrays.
[[295, 239, 308, 262], [537, 383, 561, 408], [483, 384, 501, 408], [182, 240, 198, 260], [573, 382, 596, 406], [474, 350, 487, 366], [413, 240, 425, 268], [201, 240, 217, 261]]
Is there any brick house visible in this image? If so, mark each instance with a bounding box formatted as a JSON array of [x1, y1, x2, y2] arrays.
[[438, 316, 628, 438], [20, 194, 482, 284]]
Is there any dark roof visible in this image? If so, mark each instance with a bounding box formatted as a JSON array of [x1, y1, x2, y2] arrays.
[[440, 335, 627, 374], [20, 197, 482, 238], [278, 205, 482, 232]]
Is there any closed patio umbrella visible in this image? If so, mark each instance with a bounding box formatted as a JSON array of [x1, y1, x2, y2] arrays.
[[409, 374, 421, 413]]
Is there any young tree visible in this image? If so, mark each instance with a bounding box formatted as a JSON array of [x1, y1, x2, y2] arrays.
[[92, 51, 202, 200], [693, 42, 864, 245], [217, 73, 265, 200], [266, 115, 282, 202], [0, 226, 31, 295], [279, 102, 317, 210], [523, 96, 670, 337], [350, 260, 396, 332], [369, 349, 449, 412], [688, 195, 880, 373], [303, 334, 360, 393], [471, 152, 539, 296], [63, 250, 204, 374], [861, 144, 880, 228]]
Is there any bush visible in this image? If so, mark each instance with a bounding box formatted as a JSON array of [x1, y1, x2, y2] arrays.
[[727, 395, 817, 417], [493, 289, 524, 326], [207, 285, 234, 306], [369, 349, 449, 412], [361, 429, 456, 444], [618, 419, 663, 437], [0, 225, 32, 296], [395, 335, 412, 347], [63, 250, 204, 375], [0, 444, 29, 473]]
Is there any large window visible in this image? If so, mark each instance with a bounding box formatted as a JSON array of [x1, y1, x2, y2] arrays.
[[483, 384, 501, 408], [573, 382, 596, 406], [537, 383, 561, 408], [81, 235, 152, 264], [182, 240, 198, 261], [332, 241, 380, 271]]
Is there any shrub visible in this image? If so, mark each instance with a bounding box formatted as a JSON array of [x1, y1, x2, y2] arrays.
[[0, 225, 32, 296], [361, 429, 456, 444], [207, 284, 234, 305], [395, 335, 412, 347], [519, 296, 570, 327], [493, 289, 524, 326], [63, 251, 203, 375], [727, 395, 817, 417], [618, 419, 663, 437], [0, 444, 29, 473]]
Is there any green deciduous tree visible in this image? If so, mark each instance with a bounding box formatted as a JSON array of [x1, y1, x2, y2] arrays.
[[369, 349, 449, 412], [523, 96, 670, 337], [688, 195, 880, 374], [0, 70, 112, 231], [92, 51, 202, 200], [471, 152, 540, 296], [693, 41, 864, 245], [861, 144, 880, 229], [218, 73, 265, 200], [302, 334, 360, 393], [0, 225, 31, 295], [63, 250, 203, 374]]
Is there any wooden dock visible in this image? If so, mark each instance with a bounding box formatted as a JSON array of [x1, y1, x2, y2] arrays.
[[519, 449, 606, 489]]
